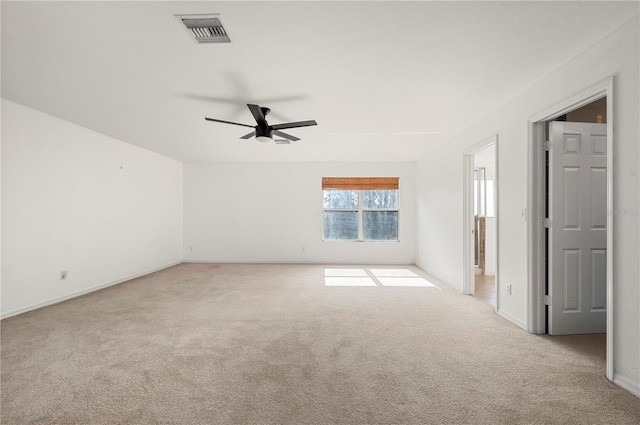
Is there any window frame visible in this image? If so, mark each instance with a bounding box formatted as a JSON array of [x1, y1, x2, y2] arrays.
[[322, 186, 400, 243]]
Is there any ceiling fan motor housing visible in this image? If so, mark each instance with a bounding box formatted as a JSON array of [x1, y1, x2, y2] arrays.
[[255, 126, 273, 142]]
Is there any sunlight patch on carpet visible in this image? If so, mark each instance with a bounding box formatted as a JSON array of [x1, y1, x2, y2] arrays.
[[369, 269, 418, 277], [325, 268, 369, 277], [324, 277, 377, 286], [324, 268, 440, 288]]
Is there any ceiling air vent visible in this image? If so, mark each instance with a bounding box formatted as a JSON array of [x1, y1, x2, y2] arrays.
[[176, 14, 231, 44]]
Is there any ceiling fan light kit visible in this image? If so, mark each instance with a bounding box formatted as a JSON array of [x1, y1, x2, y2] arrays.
[[205, 104, 317, 144], [256, 135, 272, 143]]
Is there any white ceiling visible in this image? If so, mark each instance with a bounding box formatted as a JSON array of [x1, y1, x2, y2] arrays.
[[2, 1, 638, 163]]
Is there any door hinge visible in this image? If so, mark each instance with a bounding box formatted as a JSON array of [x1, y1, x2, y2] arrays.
[[543, 218, 551, 228], [543, 295, 550, 305], [543, 140, 550, 151]]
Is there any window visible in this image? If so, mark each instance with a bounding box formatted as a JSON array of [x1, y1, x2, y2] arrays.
[[322, 177, 399, 241], [474, 168, 495, 218]]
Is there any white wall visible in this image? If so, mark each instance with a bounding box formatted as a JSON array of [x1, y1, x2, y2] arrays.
[[184, 162, 416, 264], [416, 17, 639, 394], [1, 99, 184, 318]]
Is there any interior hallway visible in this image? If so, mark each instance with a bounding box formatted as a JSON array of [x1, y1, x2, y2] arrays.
[[473, 274, 496, 307]]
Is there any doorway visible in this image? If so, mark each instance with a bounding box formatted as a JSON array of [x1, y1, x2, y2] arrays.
[[463, 136, 498, 309], [527, 77, 614, 379]]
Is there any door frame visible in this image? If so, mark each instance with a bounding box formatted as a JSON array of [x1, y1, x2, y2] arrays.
[[527, 76, 614, 379], [463, 134, 499, 308]]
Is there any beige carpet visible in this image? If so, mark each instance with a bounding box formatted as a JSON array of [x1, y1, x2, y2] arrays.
[[2, 263, 639, 424]]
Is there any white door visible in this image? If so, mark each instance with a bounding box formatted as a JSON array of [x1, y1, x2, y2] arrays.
[[548, 121, 607, 335]]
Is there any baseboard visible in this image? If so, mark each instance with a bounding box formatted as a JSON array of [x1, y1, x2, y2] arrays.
[[1, 261, 182, 320], [414, 263, 529, 332], [183, 259, 415, 265], [496, 308, 528, 331], [413, 262, 463, 292], [614, 372, 640, 398]]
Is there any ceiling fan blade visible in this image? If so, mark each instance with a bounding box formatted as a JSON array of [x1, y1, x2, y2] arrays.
[[247, 104, 268, 128], [205, 117, 254, 128], [183, 94, 239, 105], [273, 130, 300, 142], [258, 95, 310, 104], [271, 120, 317, 130], [240, 131, 256, 139]]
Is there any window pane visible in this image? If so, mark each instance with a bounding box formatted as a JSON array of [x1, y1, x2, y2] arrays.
[[479, 179, 486, 217], [363, 211, 398, 240], [362, 190, 398, 209], [323, 190, 358, 209], [473, 175, 478, 216], [324, 211, 358, 240], [486, 179, 495, 217]]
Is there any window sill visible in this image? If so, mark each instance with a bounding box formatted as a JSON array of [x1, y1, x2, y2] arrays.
[[322, 239, 400, 243]]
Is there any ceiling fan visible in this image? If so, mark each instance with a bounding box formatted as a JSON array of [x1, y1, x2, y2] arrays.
[[205, 104, 317, 143]]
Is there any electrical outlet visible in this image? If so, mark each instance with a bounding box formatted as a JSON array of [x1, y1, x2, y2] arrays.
[[60, 270, 68, 280], [506, 283, 512, 295]]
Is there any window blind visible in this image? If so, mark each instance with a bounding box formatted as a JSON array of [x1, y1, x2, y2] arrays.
[[322, 177, 399, 190]]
